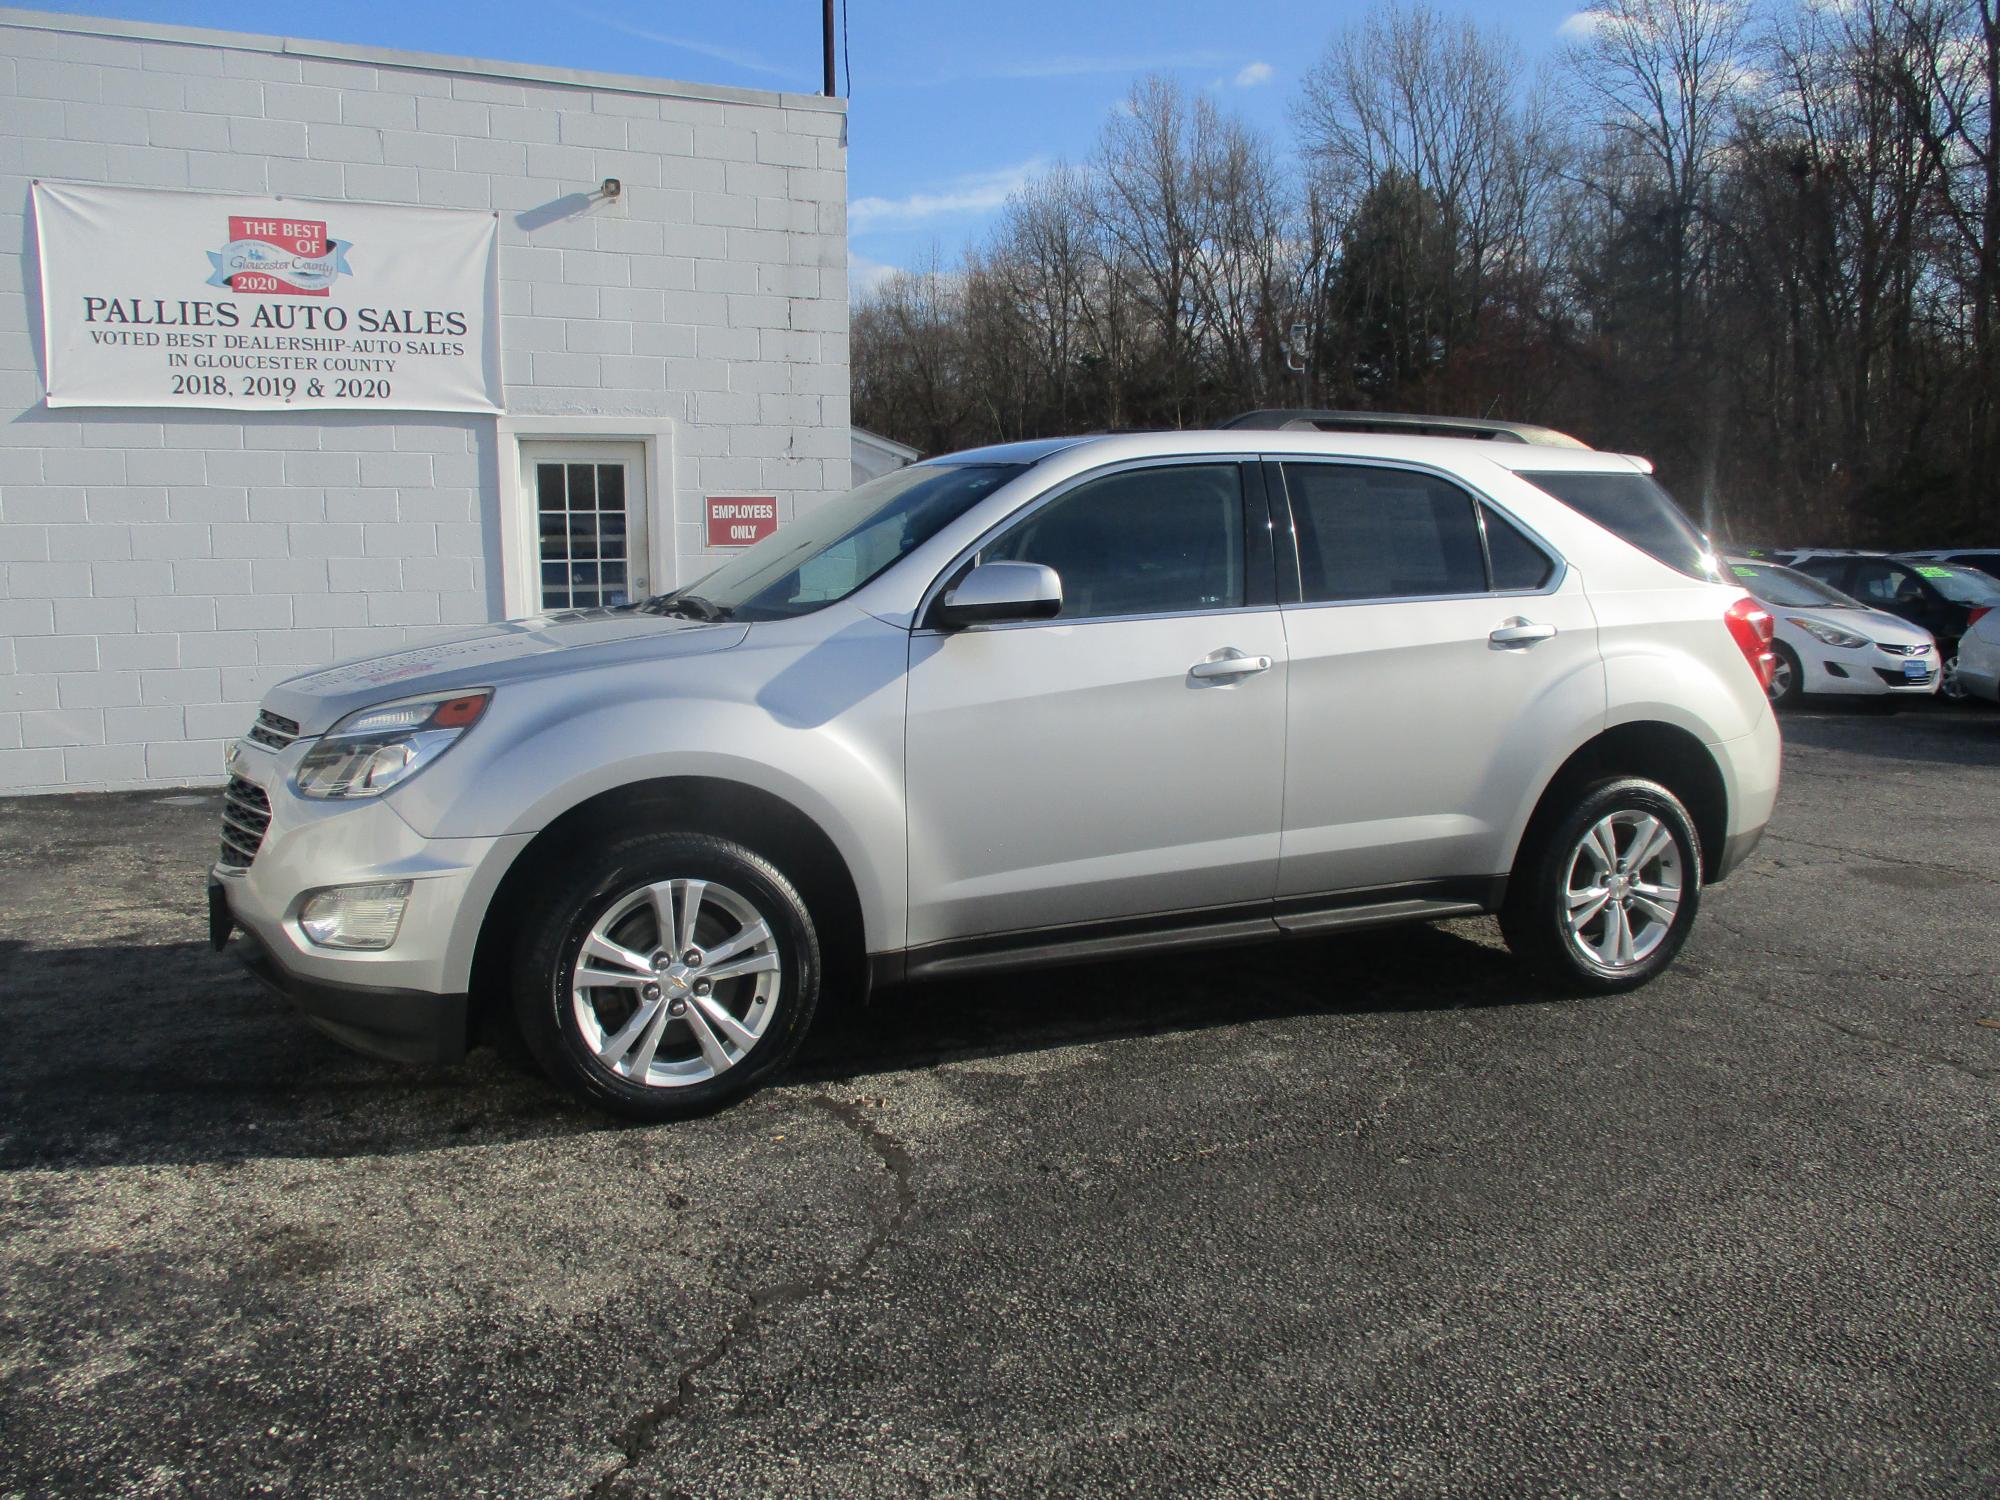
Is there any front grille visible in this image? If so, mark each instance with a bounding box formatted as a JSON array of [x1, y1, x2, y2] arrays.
[[219, 777, 272, 868], [1877, 666, 1933, 686], [1878, 642, 1931, 657], [247, 709, 300, 750]]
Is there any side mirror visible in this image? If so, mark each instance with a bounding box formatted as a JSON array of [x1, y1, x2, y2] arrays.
[[932, 562, 1063, 629]]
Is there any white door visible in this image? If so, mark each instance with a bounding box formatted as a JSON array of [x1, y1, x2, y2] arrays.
[[1273, 461, 1604, 896], [520, 442, 652, 611], [904, 461, 1288, 946]]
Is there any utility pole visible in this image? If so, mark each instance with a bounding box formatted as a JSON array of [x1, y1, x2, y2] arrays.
[[823, 0, 836, 96]]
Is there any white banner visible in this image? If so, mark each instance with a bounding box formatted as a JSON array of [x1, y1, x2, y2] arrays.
[[32, 182, 503, 413]]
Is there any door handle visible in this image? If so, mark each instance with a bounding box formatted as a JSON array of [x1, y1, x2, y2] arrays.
[[1189, 651, 1273, 680], [1489, 619, 1556, 647]]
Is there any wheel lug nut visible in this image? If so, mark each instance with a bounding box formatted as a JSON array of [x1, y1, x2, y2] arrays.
[[694, 979, 712, 996], [683, 949, 703, 966], [667, 998, 688, 1017], [642, 983, 661, 1001]]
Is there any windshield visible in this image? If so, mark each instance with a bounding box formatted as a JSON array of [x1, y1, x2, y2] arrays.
[[1728, 561, 1857, 609], [643, 463, 1024, 622], [1912, 564, 2000, 605], [1517, 470, 1718, 581]]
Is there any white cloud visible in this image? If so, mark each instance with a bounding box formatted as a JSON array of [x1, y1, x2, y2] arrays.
[[573, 7, 800, 80], [848, 253, 901, 301], [849, 158, 1047, 231], [1234, 61, 1274, 88], [1558, 10, 1608, 40]]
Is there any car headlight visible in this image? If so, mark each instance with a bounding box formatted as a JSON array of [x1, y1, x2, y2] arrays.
[[294, 689, 491, 799], [1788, 617, 1869, 649]]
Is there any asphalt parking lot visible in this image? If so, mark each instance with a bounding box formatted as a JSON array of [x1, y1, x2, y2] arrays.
[[2, 704, 1996, 1498]]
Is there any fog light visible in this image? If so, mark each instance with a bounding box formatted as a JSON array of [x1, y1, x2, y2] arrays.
[[299, 881, 412, 950]]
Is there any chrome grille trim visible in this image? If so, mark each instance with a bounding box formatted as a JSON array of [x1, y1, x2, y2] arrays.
[[1878, 642, 1931, 657], [248, 709, 301, 750], [218, 777, 272, 868]]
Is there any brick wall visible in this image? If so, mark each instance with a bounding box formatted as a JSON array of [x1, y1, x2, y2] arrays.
[[0, 8, 850, 793]]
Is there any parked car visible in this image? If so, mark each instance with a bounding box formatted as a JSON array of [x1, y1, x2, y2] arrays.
[[1788, 555, 2000, 699], [1954, 604, 2000, 705], [1900, 547, 2000, 576], [1725, 557, 1939, 706], [209, 431, 1781, 1120]]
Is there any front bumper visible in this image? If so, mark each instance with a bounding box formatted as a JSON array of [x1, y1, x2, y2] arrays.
[[1799, 646, 1939, 696], [207, 735, 536, 1064], [210, 878, 469, 1064]]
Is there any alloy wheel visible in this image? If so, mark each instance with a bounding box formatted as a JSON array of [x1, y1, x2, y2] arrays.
[[569, 878, 782, 1087], [1766, 653, 1794, 703], [1562, 810, 1685, 971], [1940, 654, 1965, 700]]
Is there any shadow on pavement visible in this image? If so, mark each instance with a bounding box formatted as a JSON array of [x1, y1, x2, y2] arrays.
[[1780, 701, 2000, 768], [0, 920, 1534, 1172]]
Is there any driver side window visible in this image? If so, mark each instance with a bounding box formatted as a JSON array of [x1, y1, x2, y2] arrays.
[[982, 464, 1247, 620]]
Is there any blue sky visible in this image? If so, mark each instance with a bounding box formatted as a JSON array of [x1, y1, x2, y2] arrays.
[[34, 1, 1593, 291]]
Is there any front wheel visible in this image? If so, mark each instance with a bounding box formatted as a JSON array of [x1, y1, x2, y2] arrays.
[[1767, 641, 1803, 708], [1501, 777, 1703, 994], [513, 831, 821, 1120]]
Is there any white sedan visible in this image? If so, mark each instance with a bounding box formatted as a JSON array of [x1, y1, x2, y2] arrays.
[[1726, 557, 1941, 706], [1955, 603, 2000, 704]]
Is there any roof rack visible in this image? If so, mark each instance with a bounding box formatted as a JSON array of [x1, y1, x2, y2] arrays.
[[1220, 409, 1591, 449]]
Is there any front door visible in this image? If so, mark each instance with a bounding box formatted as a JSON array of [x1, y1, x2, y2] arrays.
[[903, 461, 1288, 947], [520, 441, 651, 611]]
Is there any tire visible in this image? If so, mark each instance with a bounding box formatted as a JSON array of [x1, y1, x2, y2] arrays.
[[1939, 646, 1966, 701], [1500, 777, 1703, 995], [1767, 641, 1804, 708], [512, 830, 821, 1121]]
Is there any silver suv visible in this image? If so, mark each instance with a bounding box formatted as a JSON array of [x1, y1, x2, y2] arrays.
[[209, 431, 1783, 1119]]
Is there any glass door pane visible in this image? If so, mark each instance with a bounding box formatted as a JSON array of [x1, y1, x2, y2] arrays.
[[529, 451, 645, 611]]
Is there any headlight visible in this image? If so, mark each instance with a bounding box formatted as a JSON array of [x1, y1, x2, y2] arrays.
[[1788, 617, 1869, 649], [294, 689, 491, 799]]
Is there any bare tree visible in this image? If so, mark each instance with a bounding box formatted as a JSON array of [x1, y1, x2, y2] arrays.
[[1565, 0, 1753, 354]]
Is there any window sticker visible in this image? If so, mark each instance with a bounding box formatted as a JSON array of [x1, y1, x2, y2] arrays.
[[1732, 565, 1759, 578], [1915, 566, 1955, 579]]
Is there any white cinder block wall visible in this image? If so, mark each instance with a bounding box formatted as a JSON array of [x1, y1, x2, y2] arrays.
[[0, 7, 850, 793]]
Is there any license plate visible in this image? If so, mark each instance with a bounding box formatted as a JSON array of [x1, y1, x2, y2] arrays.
[[1902, 659, 1928, 678]]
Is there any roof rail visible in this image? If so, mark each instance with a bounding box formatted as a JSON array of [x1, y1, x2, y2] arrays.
[[1220, 409, 1591, 449]]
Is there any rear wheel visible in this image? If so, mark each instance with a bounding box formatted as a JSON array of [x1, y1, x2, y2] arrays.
[[1501, 777, 1702, 994], [513, 831, 820, 1120], [1939, 648, 1966, 700]]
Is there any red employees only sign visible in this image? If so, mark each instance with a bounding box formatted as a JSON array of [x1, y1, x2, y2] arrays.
[[707, 495, 778, 547]]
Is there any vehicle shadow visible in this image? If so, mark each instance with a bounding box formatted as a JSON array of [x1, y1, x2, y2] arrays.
[[1781, 702, 2000, 769], [0, 921, 1536, 1172]]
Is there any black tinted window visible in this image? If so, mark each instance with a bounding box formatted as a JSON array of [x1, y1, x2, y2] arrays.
[[985, 464, 1245, 619], [1284, 464, 1486, 602], [1792, 557, 1848, 585], [1518, 471, 1716, 580], [1483, 504, 1555, 590], [1848, 560, 1923, 605]]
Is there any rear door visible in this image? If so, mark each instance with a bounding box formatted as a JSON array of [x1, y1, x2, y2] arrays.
[[1271, 460, 1604, 901]]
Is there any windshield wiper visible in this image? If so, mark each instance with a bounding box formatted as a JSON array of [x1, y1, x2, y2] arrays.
[[639, 591, 731, 622]]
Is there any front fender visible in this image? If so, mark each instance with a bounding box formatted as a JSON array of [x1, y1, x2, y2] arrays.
[[391, 612, 912, 955]]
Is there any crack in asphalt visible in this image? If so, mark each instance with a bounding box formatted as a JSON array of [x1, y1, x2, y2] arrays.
[[1761, 830, 1999, 885], [580, 1093, 915, 1500], [1704, 915, 1999, 1084]]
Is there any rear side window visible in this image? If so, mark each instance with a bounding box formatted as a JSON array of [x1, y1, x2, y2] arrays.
[[1284, 464, 1486, 602], [1518, 470, 1716, 581], [1482, 504, 1556, 591]]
